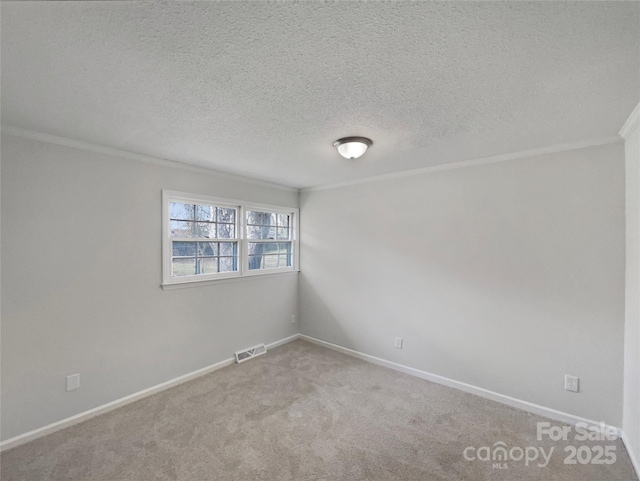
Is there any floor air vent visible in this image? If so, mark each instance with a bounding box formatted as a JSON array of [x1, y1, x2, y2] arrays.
[[235, 343, 267, 364]]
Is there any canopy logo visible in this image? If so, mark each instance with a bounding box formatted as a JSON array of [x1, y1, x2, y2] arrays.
[[463, 442, 554, 470], [463, 421, 617, 470]]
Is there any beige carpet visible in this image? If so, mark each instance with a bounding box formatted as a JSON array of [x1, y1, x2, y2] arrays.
[[1, 339, 637, 480]]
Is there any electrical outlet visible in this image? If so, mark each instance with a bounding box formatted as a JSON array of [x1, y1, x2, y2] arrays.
[[564, 375, 579, 393], [66, 373, 80, 392], [291, 314, 297, 324], [394, 337, 403, 349]]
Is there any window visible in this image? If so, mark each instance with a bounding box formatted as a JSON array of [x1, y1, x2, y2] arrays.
[[168, 202, 239, 277], [162, 191, 298, 287], [246, 210, 293, 270]]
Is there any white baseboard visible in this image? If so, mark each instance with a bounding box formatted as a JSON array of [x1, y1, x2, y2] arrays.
[[4, 330, 634, 476], [0, 333, 300, 452], [267, 333, 300, 349], [299, 334, 622, 436], [621, 430, 640, 481]]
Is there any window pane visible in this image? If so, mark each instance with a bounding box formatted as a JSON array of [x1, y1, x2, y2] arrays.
[[171, 204, 238, 240], [216, 223, 236, 239], [172, 257, 195, 277], [195, 205, 215, 221], [198, 258, 218, 274], [278, 255, 290, 267], [219, 257, 236, 272], [217, 207, 235, 223], [219, 242, 236, 256], [197, 242, 217, 257], [171, 222, 217, 239], [278, 243, 292, 258], [193, 222, 216, 238], [247, 225, 275, 240], [247, 211, 276, 239], [172, 241, 196, 257], [247, 242, 291, 270], [259, 212, 275, 226], [170, 221, 194, 238], [276, 227, 290, 240], [248, 243, 260, 256], [248, 242, 276, 256], [246, 210, 290, 240], [278, 242, 291, 251], [248, 255, 262, 270], [247, 211, 275, 226], [264, 255, 279, 269], [277, 214, 290, 227], [170, 203, 194, 220]]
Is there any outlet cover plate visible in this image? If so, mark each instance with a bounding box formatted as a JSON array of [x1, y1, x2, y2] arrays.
[[66, 373, 80, 392], [564, 374, 579, 393]]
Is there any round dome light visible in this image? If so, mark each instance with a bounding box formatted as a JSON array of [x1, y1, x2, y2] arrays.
[[333, 137, 372, 160]]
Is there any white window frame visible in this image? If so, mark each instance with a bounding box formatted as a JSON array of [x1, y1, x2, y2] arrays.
[[162, 190, 299, 288], [243, 204, 298, 277]]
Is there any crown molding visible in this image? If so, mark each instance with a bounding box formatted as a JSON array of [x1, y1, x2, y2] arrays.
[[301, 135, 622, 193], [0, 125, 299, 193], [2, 125, 623, 194], [619, 102, 640, 140]]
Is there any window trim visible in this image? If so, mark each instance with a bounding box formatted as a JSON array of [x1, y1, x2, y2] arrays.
[[162, 190, 299, 288]]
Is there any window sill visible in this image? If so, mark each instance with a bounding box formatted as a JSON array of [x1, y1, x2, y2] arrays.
[[161, 269, 299, 290]]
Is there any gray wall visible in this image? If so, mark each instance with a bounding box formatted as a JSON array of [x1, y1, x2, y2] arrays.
[[0, 134, 299, 441], [624, 119, 640, 465], [299, 142, 625, 426]]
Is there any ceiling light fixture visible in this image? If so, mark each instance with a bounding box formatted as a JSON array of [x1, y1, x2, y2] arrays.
[[333, 137, 372, 160]]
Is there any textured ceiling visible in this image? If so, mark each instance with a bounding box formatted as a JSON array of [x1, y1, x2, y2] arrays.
[[2, 1, 639, 188]]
